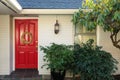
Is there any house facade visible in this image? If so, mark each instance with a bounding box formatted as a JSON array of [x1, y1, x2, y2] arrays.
[[0, 0, 120, 75]]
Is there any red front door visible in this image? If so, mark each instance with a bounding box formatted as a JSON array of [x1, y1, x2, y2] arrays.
[[15, 19, 38, 69]]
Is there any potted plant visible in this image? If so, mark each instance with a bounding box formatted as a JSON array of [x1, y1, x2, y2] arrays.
[[73, 39, 118, 80], [40, 43, 73, 80]]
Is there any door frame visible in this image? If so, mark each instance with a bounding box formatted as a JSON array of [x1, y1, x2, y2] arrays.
[[13, 17, 39, 71]]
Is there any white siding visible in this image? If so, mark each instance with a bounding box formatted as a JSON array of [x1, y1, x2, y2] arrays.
[[97, 27, 120, 74], [38, 15, 74, 74], [0, 15, 11, 75], [1, 14, 120, 75], [10, 16, 13, 73]]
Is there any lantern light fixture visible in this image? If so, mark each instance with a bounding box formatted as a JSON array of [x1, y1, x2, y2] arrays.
[[54, 20, 59, 34]]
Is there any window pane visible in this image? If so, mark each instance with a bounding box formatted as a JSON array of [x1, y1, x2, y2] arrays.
[[75, 35, 96, 45], [75, 24, 96, 44], [75, 24, 95, 34]]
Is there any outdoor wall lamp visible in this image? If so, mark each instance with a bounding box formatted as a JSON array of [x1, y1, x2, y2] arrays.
[[54, 20, 59, 34]]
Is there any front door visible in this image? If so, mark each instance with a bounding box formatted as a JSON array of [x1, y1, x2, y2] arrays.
[[15, 19, 38, 69]]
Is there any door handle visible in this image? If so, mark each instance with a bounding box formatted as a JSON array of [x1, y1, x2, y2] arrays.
[[36, 46, 38, 48], [20, 52, 24, 54], [36, 46, 38, 52]]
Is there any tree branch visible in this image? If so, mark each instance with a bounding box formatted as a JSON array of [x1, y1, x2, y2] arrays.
[[110, 30, 120, 49], [116, 40, 120, 44]]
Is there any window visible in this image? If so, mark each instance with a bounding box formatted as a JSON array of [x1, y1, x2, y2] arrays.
[[74, 24, 96, 45]]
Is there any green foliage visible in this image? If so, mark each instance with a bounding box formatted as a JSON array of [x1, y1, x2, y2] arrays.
[[74, 39, 118, 80], [72, 0, 120, 49], [82, 0, 95, 9], [40, 41, 118, 80], [40, 43, 73, 71]]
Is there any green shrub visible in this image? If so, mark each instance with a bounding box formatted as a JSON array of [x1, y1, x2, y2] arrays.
[[74, 39, 118, 80], [40, 43, 73, 71]]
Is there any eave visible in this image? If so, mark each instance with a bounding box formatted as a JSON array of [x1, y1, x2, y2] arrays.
[[20, 9, 79, 15]]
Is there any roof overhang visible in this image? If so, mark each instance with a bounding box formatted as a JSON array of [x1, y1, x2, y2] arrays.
[[0, 0, 79, 15], [8, 0, 22, 11], [20, 9, 79, 14], [0, 0, 22, 14]]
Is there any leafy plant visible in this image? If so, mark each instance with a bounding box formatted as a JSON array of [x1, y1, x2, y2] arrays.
[[73, 39, 118, 80], [40, 43, 73, 71], [73, 0, 120, 49]]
